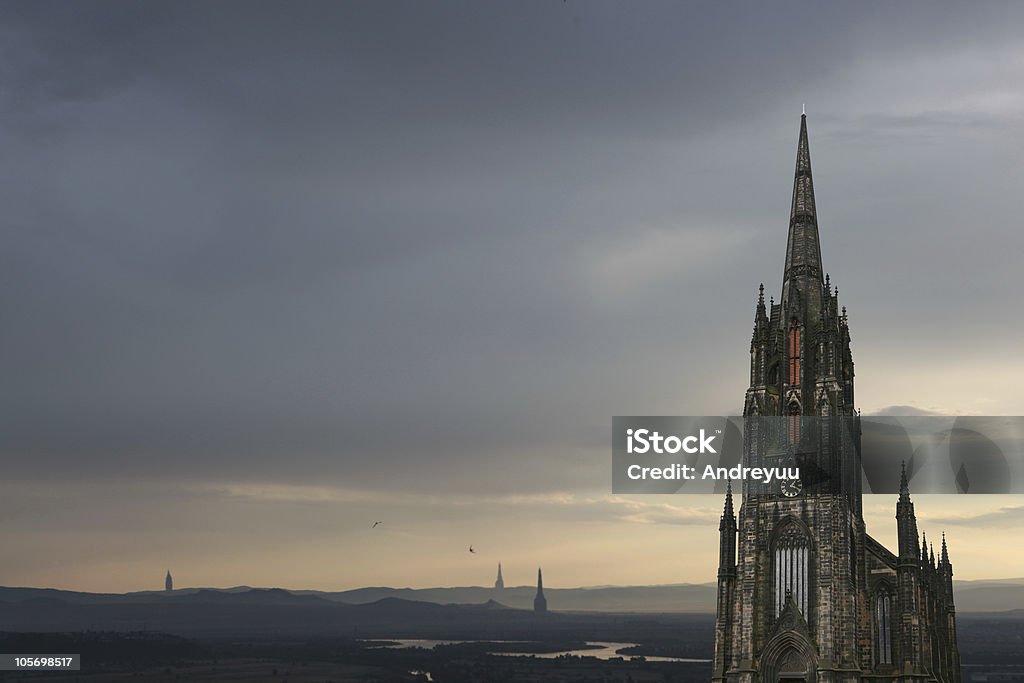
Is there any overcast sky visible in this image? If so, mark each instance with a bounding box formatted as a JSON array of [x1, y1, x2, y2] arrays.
[[2, 1, 1024, 593]]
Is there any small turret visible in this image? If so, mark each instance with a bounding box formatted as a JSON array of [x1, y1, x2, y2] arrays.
[[941, 532, 955, 601], [755, 284, 768, 331], [749, 285, 770, 389], [896, 462, 920, 561], [719, 481, 737, 576]]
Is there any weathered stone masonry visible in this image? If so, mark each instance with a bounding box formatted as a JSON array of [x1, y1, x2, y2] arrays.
[[711, 115, 961, 683]]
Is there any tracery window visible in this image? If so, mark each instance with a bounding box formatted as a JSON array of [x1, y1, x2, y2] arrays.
[[787, 322, 801, 444], [788, 402, 800, 445], [774, 524, 809, 617], [876, 589, 893, 665], [788, 322, 801, 385]]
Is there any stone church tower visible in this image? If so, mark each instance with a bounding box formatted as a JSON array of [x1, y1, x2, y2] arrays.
[[712, 114, 960, 683]]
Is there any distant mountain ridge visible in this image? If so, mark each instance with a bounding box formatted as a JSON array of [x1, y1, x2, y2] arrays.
[[311, 583, 717, 612], [1, 578, 1022, 613]]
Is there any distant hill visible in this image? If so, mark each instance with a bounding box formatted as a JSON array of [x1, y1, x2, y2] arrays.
[[2, 578, 1022, 615], [949, 579, 1024, 612], [308, 583, 718, 612], [0, 588, 706, 639], [303, 579, 1024, 613], [175, 588, 333, 605]]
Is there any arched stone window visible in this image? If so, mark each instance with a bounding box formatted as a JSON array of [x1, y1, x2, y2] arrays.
[[875, 588, 893, 665], [774, 523, 810, 617], [788, 321, 802, 386], [788, 400, 801, 445], [787, 321, 802, 444]]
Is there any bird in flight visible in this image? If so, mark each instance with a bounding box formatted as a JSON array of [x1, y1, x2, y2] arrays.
[[372, 521, 382, 528], [469, 545, 476, 554]]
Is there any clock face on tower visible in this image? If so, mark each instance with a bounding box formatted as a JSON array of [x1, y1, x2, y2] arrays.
[[780, 477, 802, 498]]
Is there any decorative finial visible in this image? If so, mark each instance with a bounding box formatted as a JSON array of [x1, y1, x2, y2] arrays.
[[802, 103, 806, 116]]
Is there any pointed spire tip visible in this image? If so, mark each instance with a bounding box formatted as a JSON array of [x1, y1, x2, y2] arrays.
[[785, 103, 821, 283]]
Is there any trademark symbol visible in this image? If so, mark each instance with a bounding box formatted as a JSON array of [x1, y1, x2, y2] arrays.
[[716, 430, 723, 434]]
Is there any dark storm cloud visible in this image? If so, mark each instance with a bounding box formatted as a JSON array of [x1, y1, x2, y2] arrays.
[[2, 1, 1024, 494]]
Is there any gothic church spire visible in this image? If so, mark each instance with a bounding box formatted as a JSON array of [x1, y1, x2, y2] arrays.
[[784, 113, 824, 287]]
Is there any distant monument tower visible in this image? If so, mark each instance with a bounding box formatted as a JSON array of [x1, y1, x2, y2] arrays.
[[494, 562, 504, 590], [165, 570, 173, 593], [533, 567, 547, 613]]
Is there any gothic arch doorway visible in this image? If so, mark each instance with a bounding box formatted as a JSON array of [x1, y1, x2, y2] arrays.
[[775, 648, 810, 683], [760, 632, 817, 683]]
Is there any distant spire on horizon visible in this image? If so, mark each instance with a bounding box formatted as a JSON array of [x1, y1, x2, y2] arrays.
[[494, 562, 504, 590], [533, 567, 547, 614], [165, 570, 173, 593]]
